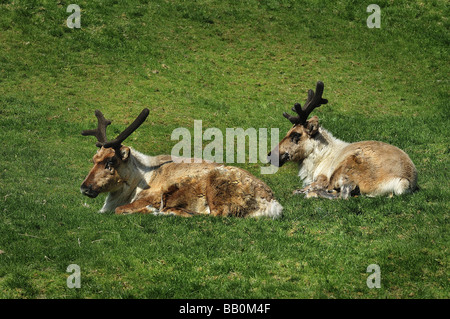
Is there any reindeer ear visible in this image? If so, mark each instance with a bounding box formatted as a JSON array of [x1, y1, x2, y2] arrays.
[[306, 116, 320, 136], [119, 146, 130, 162]]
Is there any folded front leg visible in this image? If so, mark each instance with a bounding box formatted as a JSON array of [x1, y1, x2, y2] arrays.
[[115, 198, 157, 215], [115, 190, 163, 215], [340, 183, 360, 199], [115, 188, 197, 217], [293, 174, 333, 198]]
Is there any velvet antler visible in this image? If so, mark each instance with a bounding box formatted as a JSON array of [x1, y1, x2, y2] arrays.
[[283, 81, 328, 125], [82, 108, 150, 149]]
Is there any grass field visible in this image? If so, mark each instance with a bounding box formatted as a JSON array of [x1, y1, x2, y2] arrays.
[[0, 0, 448, 299]]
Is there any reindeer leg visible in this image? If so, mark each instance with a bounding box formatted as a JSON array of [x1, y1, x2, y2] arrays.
[[293, 174, 332, 198], [115, 190, 166, 215], [303, 183, 358, 200], [340, 184, 359, 199], [314, 189, 340, 199], [159, 207, 195, 217], [115, 198, 158, 215], [300, 188, 339, 199], [115, 200, 195, 217], [293, 186, 339, 199], [293, 186, 312, 195]]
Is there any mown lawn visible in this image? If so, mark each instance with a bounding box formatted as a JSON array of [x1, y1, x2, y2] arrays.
[[0, 0, 448, 298]]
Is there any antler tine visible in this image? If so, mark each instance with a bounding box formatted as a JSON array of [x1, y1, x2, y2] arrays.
[[283, 112, 298, 124], [284, 81, 328, 125], [301, 81, 328, 119], [81, 110, 112, 147], [103, 108, 150, 149], [283, 102, 301, 124]]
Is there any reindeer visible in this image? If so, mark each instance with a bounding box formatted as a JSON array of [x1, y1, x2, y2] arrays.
[[80, 109, 283, 218], [268, 81, 418, 199]]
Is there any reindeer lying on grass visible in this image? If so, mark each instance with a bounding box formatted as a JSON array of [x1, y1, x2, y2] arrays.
[[268, 81, 418, 199], [80, 109, 283, 218]]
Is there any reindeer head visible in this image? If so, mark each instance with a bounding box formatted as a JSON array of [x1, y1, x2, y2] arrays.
[[80, 109, 149, 198], [268, 81, 328, 167]]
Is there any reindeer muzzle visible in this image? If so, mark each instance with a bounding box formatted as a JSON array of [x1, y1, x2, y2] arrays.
[[80, 184, 99, 198], [267, 151, 290, 167]]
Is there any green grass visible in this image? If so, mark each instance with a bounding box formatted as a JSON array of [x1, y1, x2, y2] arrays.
[[0, 0, 448, 298]]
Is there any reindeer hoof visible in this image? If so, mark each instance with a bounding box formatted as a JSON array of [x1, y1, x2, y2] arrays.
[[305, 191, 319, 198], [293, 189, 307, 195], [115, 208, 125, 214]]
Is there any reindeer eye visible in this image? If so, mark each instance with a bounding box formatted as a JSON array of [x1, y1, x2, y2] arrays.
[[105, 158, 115, 170], [290, 132, 302, 143]]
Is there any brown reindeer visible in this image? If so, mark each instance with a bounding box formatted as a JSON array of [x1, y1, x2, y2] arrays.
[[268, 81, 417, 199], [80, 109, 283, 217]]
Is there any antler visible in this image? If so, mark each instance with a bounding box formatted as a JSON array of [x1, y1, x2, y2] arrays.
[[81, 110, 112, 147], [283, 81, 328, 125], [82, 108, 150, 149]]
